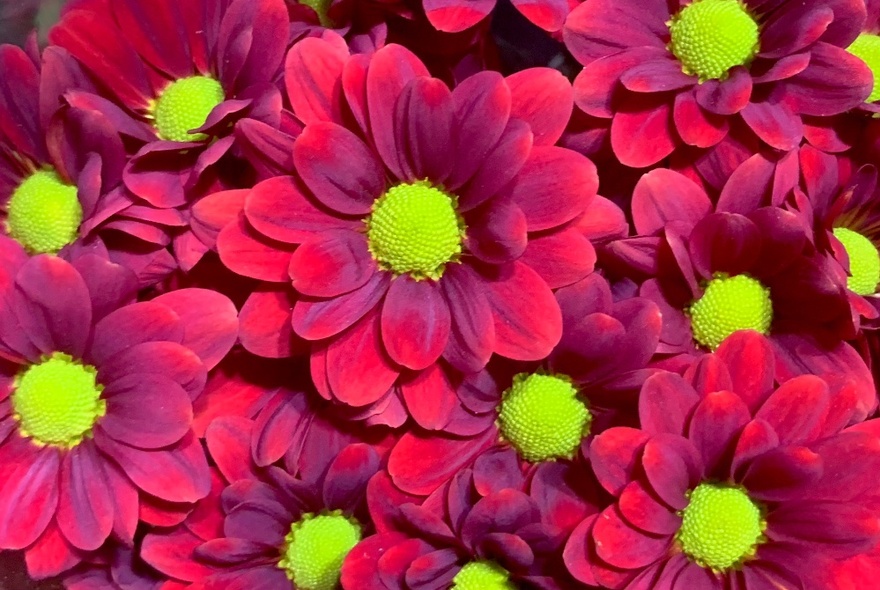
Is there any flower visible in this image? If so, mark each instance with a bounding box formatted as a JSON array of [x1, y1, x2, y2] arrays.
[[0, 253, 237, 578], [420, 0, 574, 34], [214, 39, 614, 424], [563, 0, 872, 167], [564, 331, 880, 588]]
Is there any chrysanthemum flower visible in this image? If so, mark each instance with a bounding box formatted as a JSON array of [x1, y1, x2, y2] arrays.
[[563, 0, 872, 167], [48, 0, 289, 267], [386, 274, 661, 496], [418, 0, 572, 34], [214, 40, 613, 422], [564, 331, 880, 588], [0, 253, 237, 578], [63, 543, 186, 590]]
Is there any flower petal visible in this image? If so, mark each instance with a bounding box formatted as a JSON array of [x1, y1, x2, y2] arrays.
[[382, 278, 451, 370], [289, 230, 376, 298], [56, 444, 113, 551]]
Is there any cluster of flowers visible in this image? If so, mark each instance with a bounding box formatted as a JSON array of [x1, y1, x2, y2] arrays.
[[2, 0, 880, 588]]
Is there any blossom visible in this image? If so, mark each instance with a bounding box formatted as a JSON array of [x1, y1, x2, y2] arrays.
[[564, 331, 880, 588], [0, 251, 237, 578], [563, 0, 872, 167]]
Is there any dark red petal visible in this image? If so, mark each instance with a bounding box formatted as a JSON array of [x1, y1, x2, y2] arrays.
[[326, 308, 399, 407], [570, 47, 666, 118], [284, 37, 347, 124], [740, 101, 803, 152], [395, 77, 454, 182], [381, 278, 451, 371], [423, 0, 494, 32], [742, 446, 822, 502], [485, 261, 562, 361], [216, 216, 294, 282], [687, 391, 751, 476], [388, 428, 496, 496], [289, 230, 376, 298], [441, 264, 496, 373], [507, 67, 572, 145], [0, 444, 59, 549], [632, 168, 712, 236], [620, 56, 695, 93], [142, 528, 214, 582], [641, 435, 702, 510], [590, 427, 650, 496], [508, 146, 597, 231], [111, 0, 191, 79], [767, 501, 880, 557], [714, 329, 775, 412], [292, 271, 391, 341], [400, 364, 457, 431], [618, 481, 681, 536], [638, 372, 699, 437], [56, 444, 113, 551], [715, 153, 776, 214], [563, 0, 667, 65], [341, 533, 409, 590], [205, 416, 255, 483], [684, 354, 733, 396], [323, 443, 380, 513], [673, 91, 728, 148], [100, 373, 192, 449], [519, 228, 596, 290], [455, 120, 532, 212], [694, 67, 751, 115], [688, 213, 761, 278], [239, 288, 296, 359], [294, 122, 385, 215], [563, 516, 598, 585], [89, 301, 183, 366], [784, 43, 872, 117], [95, 432, 210, 503], [152, 289, 238, 371], [592, 505, 670, 569], [754, 376, 829, 445], [611, 97, 675, 168], [23, 521, 80, 580], [731, 419, 779, 480]]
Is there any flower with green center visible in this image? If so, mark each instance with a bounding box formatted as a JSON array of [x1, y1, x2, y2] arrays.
[[497, 372, 592, 463], [11, 352, 106, 448], [299, 0, 334, 27], [668, 0, 760, 81], [152, 76, 225, 142], [676, 483, 765, 571], [834, 227, 880, 295], [688, 273, 772, 351], [847, 34, 880, 103], [452, 561, 516, 590], [5, 169, 82, 254], [278, 511, 362, 590], [365, 180, 465, 280]]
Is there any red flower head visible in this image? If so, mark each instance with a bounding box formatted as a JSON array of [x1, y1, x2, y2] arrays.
[[564, 331, 880, 589], [48, 0, 290, 266], [845, 0, 880, 113], [0, 252, 237, 579], [420, 0, 574, 34], [63, 543, 186, 590], [563, 0, 873, 167], [214, 39, 618, 426]]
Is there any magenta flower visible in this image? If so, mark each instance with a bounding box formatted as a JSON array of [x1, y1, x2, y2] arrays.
[[0, 253, 237, 579], [565, 331, 880, 588], [563, 0, 872, 167], [421, 0, 574, 34]]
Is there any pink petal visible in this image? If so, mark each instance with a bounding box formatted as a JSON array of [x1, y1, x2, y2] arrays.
[[284, 37, 348, 124], [239, 288, 297, 359], [0, 443, 59, 549], [152, 289, 238, 371], [381, 278, 451, 370], [631, 168, 712, 235], [400, 364, 457, 431], [288, 230, 376, 298], [56, 444, 113, 551], [441, 264, 495, 373], [507, 67, 573, 145], [611, 97, 675, 168], [592, 505, 670, 569]]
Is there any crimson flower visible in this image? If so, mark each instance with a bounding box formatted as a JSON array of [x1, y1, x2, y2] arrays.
[[563, 0, 872, 167], [0, 252, 237, 579], [564, 331, 880, 588]]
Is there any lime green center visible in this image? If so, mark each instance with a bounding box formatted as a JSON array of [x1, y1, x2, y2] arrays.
[[299, 0, 334, 27], [153, 76, 225, 142], [676, 483, 765, 571], [833, 227, 880, 295], [11, 353, 106, 448], [452, 561, 516, 590], [365, 181, 465, 280], [668, 0, 760, 81], [497, 373, 591, 463], [689, 273, 772, 351], [847, 34, 880, 103], [6, 169, 81, 254], [278, 511, 362, 590]]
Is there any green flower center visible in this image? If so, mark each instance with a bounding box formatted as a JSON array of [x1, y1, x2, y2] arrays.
[[497, 373, 592, 463], [278, 511, 362, 590], [299, 0, 334, 27], [11, 353, 106, 448], [668, 0, 760, 81], [6, 169, 81, 254], [451, 561, 516, 590], [365, 181, 465, 280], [676, 483, 765, 572], [689, 273, 772, 351], [834, 227, 880, 295], [152, 76, 225, 142], [847, 34, 880, 103]]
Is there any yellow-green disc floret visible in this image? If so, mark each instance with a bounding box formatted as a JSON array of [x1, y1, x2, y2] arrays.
[[676, 483, 765, 571], [278, 511, 362, 590], [366, 181, 465, 280], [668, 0, 760, 81], [847, 34, 880, 103], [497, 373, 592, 463], [834, 227, 880, 295], [689, 273, 772, 351], [6, 169, 81, 254], [12, 353, 106, 448], [153, 75, 225, 142], [452, 561, 517, 590]]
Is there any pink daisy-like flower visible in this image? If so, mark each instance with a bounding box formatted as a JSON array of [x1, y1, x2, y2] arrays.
[[564, 331, 880, 588], [214, 39, 616, 421], [0, 251, 237, 578], [48, 0, 289, 265], [563, 0, 872, 167], [386, 273, 660, 496], [346, 446, 601, 589]]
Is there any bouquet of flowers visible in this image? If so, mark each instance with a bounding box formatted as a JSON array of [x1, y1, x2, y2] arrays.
[[1, 0, 880, 588]]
